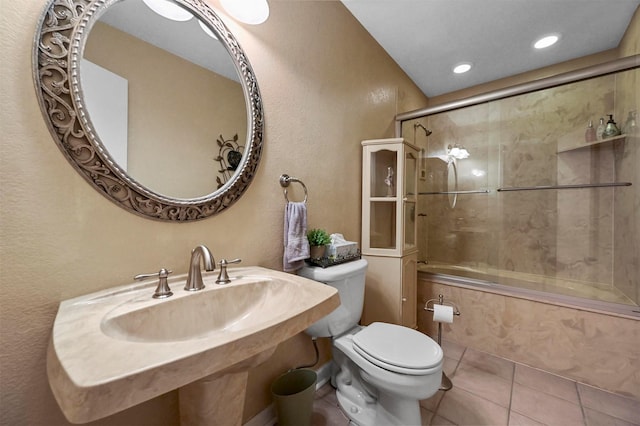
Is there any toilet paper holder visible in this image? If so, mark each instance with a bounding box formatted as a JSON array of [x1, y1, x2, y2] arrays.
[[424, 294, 461, 317], [423, 294, 460, 392]]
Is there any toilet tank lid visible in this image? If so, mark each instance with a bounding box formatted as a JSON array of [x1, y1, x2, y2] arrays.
[[352, 322, 443, 372], [298, 259, 368, 282]]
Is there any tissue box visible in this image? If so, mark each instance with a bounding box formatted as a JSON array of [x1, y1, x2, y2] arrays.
[[327, 233, 358, 258], [329, 241, 358, 258]]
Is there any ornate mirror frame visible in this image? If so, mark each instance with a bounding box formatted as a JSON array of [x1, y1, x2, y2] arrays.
[[33, 0, 264, 221]]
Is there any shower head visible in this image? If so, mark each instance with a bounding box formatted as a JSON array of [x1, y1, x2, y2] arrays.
[[414, 123, 432, 136]]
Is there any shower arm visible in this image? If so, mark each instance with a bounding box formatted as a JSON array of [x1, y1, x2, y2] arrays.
[[413, 123, 432, 141]]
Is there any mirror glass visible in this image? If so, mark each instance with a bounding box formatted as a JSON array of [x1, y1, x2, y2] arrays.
[[33, 0, 263, 221], [83, 0, 246, 199]]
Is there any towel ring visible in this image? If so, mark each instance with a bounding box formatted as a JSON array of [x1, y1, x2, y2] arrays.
[[279, 174, 308, 203]]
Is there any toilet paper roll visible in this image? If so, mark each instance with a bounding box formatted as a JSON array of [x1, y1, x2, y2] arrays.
[[433, 304, 454, 323]]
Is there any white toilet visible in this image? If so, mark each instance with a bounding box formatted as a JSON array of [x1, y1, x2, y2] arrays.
[[299, 259, 443, 426]]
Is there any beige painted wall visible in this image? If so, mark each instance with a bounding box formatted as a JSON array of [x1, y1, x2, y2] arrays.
[[0, 0, 427, 424], [620, 4, 640, 57]]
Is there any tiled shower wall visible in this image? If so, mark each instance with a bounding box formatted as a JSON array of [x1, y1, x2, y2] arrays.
[[413, 68, 638, 304]]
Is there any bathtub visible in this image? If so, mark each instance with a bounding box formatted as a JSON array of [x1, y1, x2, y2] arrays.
[[417, 261, 639, 317], [416, 264, 640, 400]]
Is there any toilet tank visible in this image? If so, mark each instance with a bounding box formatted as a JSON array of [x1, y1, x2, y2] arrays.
[[299, 259, 368, 338]]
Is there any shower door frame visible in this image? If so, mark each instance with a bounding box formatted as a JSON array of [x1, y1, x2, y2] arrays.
[[395, 55, 639, 135], [394, 54, 640, 319]]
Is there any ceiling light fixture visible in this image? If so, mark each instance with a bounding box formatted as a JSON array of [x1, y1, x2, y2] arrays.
[[534, 34, 560, 49], [220, 0, 270, 25], [142, 0, 193, 21], [448, 145, 470, 160], [453, 63, 472, 74]]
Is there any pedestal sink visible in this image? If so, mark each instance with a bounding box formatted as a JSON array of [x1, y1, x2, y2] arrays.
[[47, 267, 339, 424]]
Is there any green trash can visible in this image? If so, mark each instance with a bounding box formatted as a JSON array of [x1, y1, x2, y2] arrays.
[[271, 368, 317, 426]]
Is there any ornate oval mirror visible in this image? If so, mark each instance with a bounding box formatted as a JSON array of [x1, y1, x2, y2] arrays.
[[33, 0, 264, 221]]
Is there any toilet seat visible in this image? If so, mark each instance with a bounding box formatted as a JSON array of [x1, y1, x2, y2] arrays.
[[352, 322, 442, 375]]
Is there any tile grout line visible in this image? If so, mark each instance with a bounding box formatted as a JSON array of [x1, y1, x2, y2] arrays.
[[432, 346, 467, 424], [506, 362, 516, 425], [509, 367, 587, 424], [575, 381, 588, 425], [575, 382, 640, 424]]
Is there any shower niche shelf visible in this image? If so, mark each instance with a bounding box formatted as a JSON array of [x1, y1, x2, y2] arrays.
[[557, 134, 628, 153]]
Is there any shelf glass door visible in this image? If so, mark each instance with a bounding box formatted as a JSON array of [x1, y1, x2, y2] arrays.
[[404, 150, 418, 251], [403, 201, 416, 249], [370, 201, 397, 249], [370, 149, 398, 198], [404, 151, 417, 199]]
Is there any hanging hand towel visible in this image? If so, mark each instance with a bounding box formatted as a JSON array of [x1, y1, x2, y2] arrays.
[[283, 201, 310, 272]]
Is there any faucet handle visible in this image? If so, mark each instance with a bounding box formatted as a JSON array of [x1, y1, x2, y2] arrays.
[[134, 268, 173, 299], [134, 269, 172, 281], [216, 258, 241, 284]]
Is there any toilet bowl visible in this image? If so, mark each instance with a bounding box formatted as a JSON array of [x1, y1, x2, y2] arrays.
[[299, 259, 443, 426]]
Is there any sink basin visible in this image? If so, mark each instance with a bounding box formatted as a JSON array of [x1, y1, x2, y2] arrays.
[[102, 278, 290, 342], [47, 267, 339, 424]]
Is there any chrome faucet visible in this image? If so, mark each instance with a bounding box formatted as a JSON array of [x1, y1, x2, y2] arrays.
[[185, 245, 215, 291]]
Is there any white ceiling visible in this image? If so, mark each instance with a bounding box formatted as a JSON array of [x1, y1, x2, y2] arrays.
[[340, 0, 640, 97], [95, 0, 639, 98]]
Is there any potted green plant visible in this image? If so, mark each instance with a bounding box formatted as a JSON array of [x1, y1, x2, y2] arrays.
[[307, 228, 331, 259]]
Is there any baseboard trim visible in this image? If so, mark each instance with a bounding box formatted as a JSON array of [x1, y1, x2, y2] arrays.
[[314, 360, 333, 388], [244, 404, 275, 426]]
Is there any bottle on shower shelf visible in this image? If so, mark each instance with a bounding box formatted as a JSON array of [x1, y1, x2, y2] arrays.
[[622, 110, 638, 135], [602, 114, 621, 139], [584, 120, 597, 143], [596, 117, 606, 140]]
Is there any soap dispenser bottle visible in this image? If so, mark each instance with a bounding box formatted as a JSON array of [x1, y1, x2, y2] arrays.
[[585, 120, 596, 143], [596, 117, 606, 140], [602, 114, 621, 139]]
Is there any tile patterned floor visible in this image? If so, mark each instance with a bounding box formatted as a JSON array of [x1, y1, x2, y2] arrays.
[[305, 340, 640, 426]]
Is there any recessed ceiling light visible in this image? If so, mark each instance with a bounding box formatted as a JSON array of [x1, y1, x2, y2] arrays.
[[142, 0, 193, 22], [534, 34, 560, 49], [453, 63, 472, 74]]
